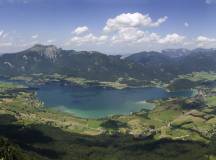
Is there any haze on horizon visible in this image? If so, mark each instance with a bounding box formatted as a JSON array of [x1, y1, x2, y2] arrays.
[[0, 0, 216, 54]]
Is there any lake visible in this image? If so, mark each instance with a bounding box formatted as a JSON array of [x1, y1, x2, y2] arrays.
[[36, 84, 195, 118]]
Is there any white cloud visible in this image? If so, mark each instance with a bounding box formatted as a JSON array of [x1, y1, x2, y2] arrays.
[[110, 27, 161, 44], [73, 26, 89, 35], [47, 39, 56, 44], [68, 22, 186, 51], [138, 33, 161, 43], [197, 36, 216, 42], [111, 28, 145, 43], [206, 0, 216, 4], [158, 33, 185, 44], [103, 12, 168, 32], [111, 29, 185, 45], [184, 22, 189, 27], [77, 32, 184, 48], [68, 33, 108, 46], [32, 34, 39, 39], [196, 36, 216, 47]]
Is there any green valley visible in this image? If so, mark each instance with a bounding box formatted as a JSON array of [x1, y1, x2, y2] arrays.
[[0, 80, 216, 160]]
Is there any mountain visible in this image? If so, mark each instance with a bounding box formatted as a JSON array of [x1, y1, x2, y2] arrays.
[[26, 44, 61, 60], [178, 49, 216, 73], [161, 49, 191, 58], [125, 51, 178, 80], [126, 48, 216, 76], [0, 45, 149, 81], [1, 45, 216, 82]]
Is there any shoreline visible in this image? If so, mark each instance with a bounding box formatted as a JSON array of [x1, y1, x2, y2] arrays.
[[0, 76, 198, 120]]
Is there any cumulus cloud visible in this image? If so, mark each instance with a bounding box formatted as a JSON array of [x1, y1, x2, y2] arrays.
[[73, 26, 89, 35], [47, 39, 56, 44], [32, 34, 39, 39], [138, 33, 161, 43], [103, 12, 168, 32], [68, 33, 108, 46], [110, 27, 161, 44], [111, 28, 145, 43], [66, 12, 185, 51], [111, 31, 185, 45], [196, 36, 216, 47], [197, 36, 216, 42], [158, 33, 185, 44]]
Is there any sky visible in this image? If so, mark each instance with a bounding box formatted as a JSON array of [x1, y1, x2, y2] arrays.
[[0, 0, 216, 54]]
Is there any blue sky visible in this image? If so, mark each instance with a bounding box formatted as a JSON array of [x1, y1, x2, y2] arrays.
[[0, 0, 216, 54]]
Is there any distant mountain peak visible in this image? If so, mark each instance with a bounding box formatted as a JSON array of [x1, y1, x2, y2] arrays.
[[29, 44, 58, 50], [27, 44, 61, 60], [161, 48, 191, 58], [162, 48, 190, 53]]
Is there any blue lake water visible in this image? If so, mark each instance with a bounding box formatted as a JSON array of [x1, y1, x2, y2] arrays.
[[36, 85, 195, 118]]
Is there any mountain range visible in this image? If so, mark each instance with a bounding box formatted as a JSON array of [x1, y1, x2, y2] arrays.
[[1, 44, 216, 82]]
